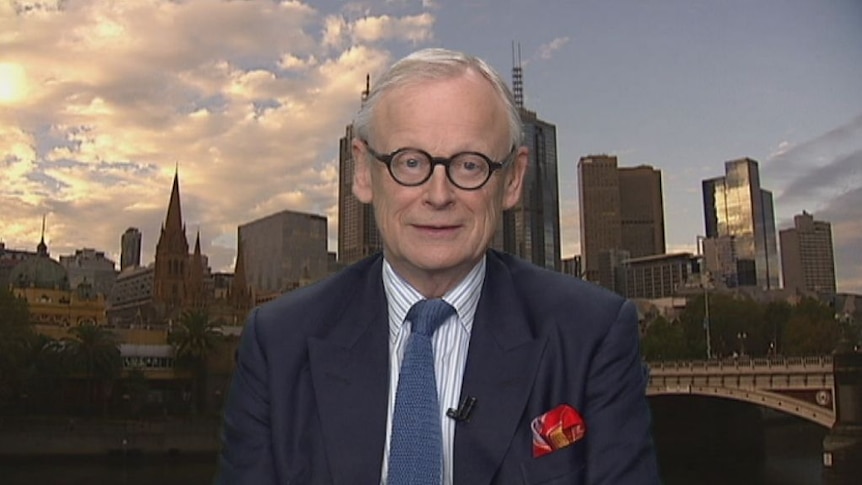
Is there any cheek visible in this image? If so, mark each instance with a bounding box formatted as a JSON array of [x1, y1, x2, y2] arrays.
[[370, 184, 412, 232], [474, 188, 505, 223]]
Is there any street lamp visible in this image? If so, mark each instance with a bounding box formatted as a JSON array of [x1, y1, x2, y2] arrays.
[[737, 331, 748, 357], [697, 235, 713, 360]]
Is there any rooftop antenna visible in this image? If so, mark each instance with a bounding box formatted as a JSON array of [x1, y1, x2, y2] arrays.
[[512, 41, 524, 108], [361, 74, 371, 105]]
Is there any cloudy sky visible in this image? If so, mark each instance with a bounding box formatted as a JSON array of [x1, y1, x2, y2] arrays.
[[2, 0, 861, 293]]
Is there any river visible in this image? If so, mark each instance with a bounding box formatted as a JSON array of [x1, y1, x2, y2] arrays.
[[0, 419, 825, 484]]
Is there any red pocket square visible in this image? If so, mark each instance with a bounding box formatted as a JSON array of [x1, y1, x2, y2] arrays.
[[531, 404, 586, 457]]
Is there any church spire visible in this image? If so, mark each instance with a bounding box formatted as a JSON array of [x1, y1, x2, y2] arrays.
[[153, 167, 190, 322], [186, 229, 206, 310], [164, 168, 184, 233], [230, 237, 252, 319], [37, 214, 48, 256]]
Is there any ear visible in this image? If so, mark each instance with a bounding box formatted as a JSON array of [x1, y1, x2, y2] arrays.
[[352, 138, 373, 203], [501, 146, 529, 210]]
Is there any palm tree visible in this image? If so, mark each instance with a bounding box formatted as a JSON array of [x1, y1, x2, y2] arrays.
[[63, 322, 122, 414], [24, 334, 72, 415], [168, 309, 222, 414]]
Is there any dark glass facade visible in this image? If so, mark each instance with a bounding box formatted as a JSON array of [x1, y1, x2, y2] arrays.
[[702, 158, 779, 289], [507, 108, 561, 271]]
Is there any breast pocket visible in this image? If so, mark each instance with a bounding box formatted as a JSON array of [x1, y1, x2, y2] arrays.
[[518, 440, 585, 485]]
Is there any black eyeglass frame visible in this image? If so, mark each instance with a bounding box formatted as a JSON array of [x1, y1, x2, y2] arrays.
[[361, 140, 516, 191]]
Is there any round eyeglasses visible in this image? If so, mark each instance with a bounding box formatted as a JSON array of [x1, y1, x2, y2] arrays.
[[362, 140, 515, 190]]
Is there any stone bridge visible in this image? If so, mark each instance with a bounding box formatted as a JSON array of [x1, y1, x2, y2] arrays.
[[646, 355, 835, 427]]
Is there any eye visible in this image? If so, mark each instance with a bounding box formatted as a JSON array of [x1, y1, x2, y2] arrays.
[[452, 154, 488, 174], [392, 150, 429, 173], [461, 160, 481, 172]]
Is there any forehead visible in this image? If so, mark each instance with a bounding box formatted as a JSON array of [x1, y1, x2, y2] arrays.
[[372, 71, 509, 151]]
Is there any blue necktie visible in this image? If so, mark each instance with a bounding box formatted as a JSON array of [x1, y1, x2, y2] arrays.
[[388, 299, 456, 485]]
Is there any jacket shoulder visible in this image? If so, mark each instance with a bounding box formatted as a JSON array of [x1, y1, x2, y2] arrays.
[[248, 254, 383, 339], [490, 250, 626, 308]]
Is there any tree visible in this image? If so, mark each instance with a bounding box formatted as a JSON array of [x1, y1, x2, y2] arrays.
[[763, 300, 791, 355], [168, 309, 222, 414], [782, 297, 841, 355], [22, 334, 72, 415], [0, 287, 32, 410], [641, 316, 697, 361], [63, 322, 122, 414]]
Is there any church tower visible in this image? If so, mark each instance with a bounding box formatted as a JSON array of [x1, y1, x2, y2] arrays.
[[229, 238, 253, 323], [152, 170, 190, 322], [186, 230, 207, 310]]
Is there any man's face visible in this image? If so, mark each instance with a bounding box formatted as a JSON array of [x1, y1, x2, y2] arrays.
[[352, 70, 527, 290]]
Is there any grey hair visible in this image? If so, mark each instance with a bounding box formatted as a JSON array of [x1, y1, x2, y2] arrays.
[[353, 48, 523, 151]]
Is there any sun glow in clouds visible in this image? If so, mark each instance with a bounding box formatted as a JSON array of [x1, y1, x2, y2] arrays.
[[0, 63, 28, 103]]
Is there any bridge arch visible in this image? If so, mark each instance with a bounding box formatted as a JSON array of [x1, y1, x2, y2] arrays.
[[646, 356, 835, 428], [648, 386, 834, 428]]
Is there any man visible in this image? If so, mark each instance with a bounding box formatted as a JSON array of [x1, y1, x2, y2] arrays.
[[216, 48, 659, 484]]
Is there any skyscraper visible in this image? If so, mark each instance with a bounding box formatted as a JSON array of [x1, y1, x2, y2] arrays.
[[578, 155, 621, 284], [505, 47, 561, 271], [702, 158, 779, 290], [120, 227, 142, 270], [619, 166, 665, 258], [779, 211, 836, 294], [578, 155, 666, 288], [338, 76, 382, 265]]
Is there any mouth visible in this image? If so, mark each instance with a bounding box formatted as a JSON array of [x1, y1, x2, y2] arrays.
[[412, 224, 460, 236]]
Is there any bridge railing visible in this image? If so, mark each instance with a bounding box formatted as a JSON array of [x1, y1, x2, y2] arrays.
[[646, 355, 832, 374]]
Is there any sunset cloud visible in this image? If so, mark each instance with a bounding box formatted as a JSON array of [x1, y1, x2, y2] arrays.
[[0, 0, 428, 270], [1, 0, 860, 296]]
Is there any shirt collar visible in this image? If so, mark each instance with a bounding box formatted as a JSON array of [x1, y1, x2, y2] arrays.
[[382, 256, 486, 340]]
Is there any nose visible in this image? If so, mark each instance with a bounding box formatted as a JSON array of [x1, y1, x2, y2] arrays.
[[423, 165, 455, 208]]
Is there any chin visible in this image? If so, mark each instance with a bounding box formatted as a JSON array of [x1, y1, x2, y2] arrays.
[[413, 253, 476, 273]]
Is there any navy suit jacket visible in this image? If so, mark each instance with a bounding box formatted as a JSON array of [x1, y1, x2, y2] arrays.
[[215, 250, 659, 484]]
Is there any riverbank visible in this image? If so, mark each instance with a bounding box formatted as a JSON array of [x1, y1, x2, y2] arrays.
[[0, 417, 220, 457]]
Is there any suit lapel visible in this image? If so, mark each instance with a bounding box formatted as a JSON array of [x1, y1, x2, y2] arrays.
[[307, 257, 390, 485], [454, 254, 548, 484]]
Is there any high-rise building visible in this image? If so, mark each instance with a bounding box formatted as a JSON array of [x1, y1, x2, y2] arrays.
[[239, 209, 329, 296], [702, 158, 779, 290], [338, 77, 382, 266], [619, 166, 665, 258], [578, 155, 666, 288], [505, 48, 561, 271], [508, 107, 561, 271], [121, 227, 142, 270], [779, 211, 836, 294], [578, 155, 621, 284]]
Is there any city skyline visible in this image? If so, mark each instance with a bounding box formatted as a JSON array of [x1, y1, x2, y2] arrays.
[[1, 0, 860, 293]]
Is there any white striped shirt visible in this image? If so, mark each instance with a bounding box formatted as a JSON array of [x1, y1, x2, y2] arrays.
[[380, 257, 486, 485]]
